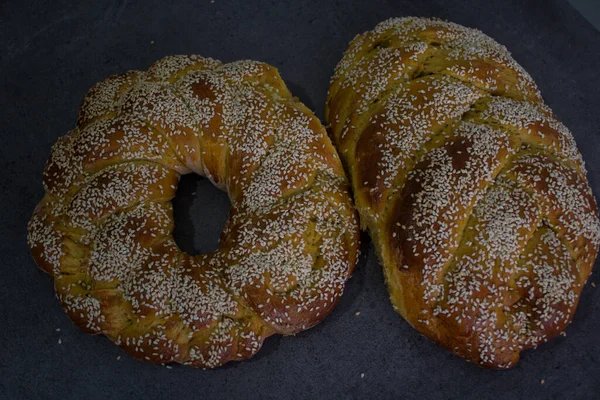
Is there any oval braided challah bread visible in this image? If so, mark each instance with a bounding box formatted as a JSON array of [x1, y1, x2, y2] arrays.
[[326, 17, 600, 369], [27, 55, 359, 368]]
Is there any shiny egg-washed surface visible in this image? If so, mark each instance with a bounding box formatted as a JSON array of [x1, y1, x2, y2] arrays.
[[326, 17, 600, 368], [27, 55, 359, 368]]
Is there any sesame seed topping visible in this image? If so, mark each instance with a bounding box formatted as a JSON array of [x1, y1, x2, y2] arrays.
[[28, 55, 359, 368], [327, 17, 600, 369]]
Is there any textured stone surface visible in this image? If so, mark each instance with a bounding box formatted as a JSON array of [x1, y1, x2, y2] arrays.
[[1, 0, 599, 398]]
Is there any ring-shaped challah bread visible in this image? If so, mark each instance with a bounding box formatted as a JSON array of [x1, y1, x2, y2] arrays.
[[326, 17, 600, 368], [28, 55, 359, 368]]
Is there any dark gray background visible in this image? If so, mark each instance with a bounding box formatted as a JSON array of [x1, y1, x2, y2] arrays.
[[2, 0, 599, 399]]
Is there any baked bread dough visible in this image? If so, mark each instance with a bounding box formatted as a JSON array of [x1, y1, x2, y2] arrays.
[[326, 17, 600, 368], [28, 55, 359, 368]]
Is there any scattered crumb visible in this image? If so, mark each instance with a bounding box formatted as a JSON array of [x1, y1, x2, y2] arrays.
[[361, 373, 365, 379], [592, 282, 596, 288], [58, 338, 62, 344], [541, 379, 545, 385], [117, 356, 121, 360], [355, 311, 361, 316], [166, 365, 173, 369], [55, 328, 60, 332]]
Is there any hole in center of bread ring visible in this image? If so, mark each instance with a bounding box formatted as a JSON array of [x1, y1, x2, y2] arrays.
[[172, 173, 231, 255]]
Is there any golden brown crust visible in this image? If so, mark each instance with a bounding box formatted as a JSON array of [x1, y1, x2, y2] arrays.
[[28, 55, 359, 368], [326, 17, 600, 369]]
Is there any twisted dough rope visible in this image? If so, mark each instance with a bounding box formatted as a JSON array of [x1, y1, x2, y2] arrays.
[[327, 17, 600, 368], [28, 55, 359, 368]]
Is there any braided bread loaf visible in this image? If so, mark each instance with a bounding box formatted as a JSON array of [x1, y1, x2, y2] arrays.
[[28, 55, 359, 368], [326, 17, 600, 368]]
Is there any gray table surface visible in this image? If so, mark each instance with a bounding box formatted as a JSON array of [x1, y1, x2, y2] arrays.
[[2, 0, 599, 399]]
